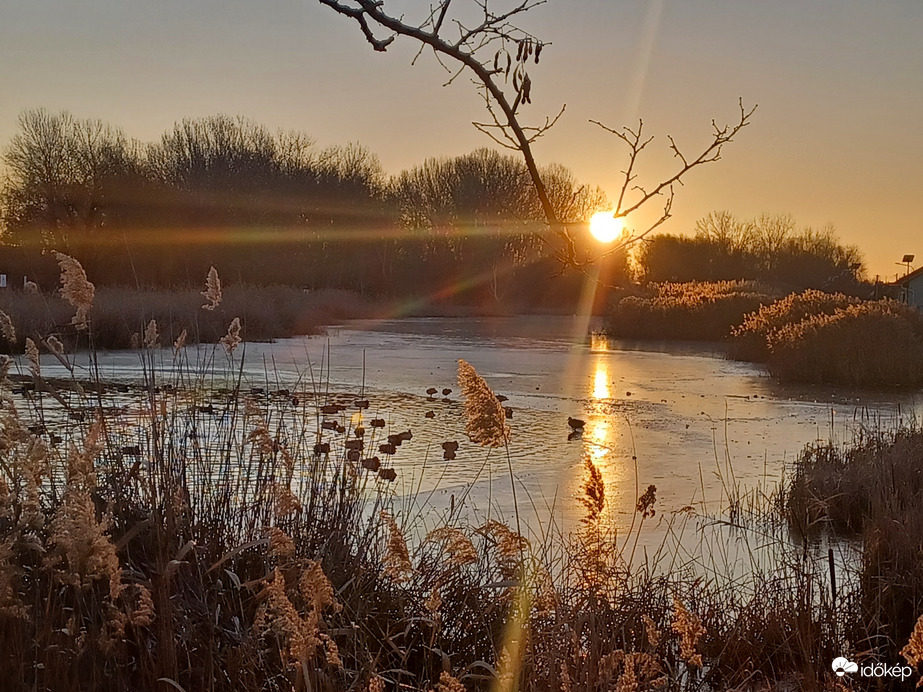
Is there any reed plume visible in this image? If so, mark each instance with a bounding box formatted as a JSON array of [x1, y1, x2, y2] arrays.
[[54, 252, 95, 330], [381, 511, 413, 581], [0, 310, 15, 344], [479, 520, 529, 563], [299, 560, 340, 614], [671, 598, 705, 668], [173, 328, 187, 352], [142, 318, 160, 348], [46, 335, 65, 357], [266, 526, 296, 560], [253, 567, 318, 665], [902, 612, 923, 670], [272, 483, 302, 518], [579, 456, 606, 525], [426, 526, 478, 567], [220, 317, 242, 354], [435, 671, 466, 692], [129, 584, 155, 627], [201, 265, 222, 310], [25, 338, 40, 378], [636, 485, 657, 519], [457, 359, 509, 447], [48, 423, 124, 601]]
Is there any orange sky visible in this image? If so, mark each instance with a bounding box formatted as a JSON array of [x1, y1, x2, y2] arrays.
[[1, 0, 920, 278]]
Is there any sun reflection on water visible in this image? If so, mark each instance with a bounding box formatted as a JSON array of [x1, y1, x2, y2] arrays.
[[593, 361, 610, 400], [590, 332, 610, 352], [586, 418, 610, 460], [577, 357, 634, 526]]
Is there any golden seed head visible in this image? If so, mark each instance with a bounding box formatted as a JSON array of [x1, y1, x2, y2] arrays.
[[457, 359, 509, 447], [266, 526, 296, 560], [426, 526, 479, 568], [902, 612, 923, 667], [173, 328, 187, 352], [671, 598, 706, 668], [580, 456, 606, 525], [143, 319, 160, 348], [435, 671, 466, 692], [54, 252, 94, 330], [220, 317, 242, 355], [25, 338, 40, 378], [201, 265, 222, 311], [381, 511, 413, 582]]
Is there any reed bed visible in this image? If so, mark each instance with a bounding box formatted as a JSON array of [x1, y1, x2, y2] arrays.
[[604, 281, 777, 341], [0, 282, 367, 353], [732, 291, 923, 386], [1, 257, 922, 691]]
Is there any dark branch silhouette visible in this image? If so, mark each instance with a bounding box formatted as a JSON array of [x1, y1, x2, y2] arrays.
[[588, 98, 756, 264]]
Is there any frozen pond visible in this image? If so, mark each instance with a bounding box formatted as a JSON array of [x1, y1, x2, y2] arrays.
[[19, 315, 923, 558]]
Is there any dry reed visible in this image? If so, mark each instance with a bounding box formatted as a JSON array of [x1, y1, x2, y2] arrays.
[[457, 359, 509, 447], [55, 251, 95, 330]]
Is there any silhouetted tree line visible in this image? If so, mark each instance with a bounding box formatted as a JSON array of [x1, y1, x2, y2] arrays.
[[0, 109, 621, 310], [636, 210, 869, 295]]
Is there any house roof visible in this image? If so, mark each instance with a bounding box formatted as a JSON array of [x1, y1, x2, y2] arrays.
[[893, 265, 923, 286]]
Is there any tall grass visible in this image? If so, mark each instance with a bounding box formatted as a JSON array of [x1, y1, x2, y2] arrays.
[[729, 289, 860, 362]]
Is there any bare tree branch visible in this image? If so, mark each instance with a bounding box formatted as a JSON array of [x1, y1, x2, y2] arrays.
[[591, 99, 757, 221], [314, 0, 577, 263]]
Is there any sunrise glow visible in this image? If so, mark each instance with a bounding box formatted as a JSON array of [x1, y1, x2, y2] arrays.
[[589, 211, 625, 243]]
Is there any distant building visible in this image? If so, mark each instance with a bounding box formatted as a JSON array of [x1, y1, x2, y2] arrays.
[[896, 266, 923, 309]]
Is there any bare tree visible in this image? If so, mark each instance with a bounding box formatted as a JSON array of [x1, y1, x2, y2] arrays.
[[314, 0, 755, 271]]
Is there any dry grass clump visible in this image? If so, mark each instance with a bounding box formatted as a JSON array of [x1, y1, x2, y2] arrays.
[[605, 280, 776, 341]]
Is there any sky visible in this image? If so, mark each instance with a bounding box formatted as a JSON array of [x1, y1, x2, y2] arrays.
[[1, 0, 920, 278]]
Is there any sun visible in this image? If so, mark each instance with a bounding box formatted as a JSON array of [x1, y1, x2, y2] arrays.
[[589, 211, 625, 243]]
